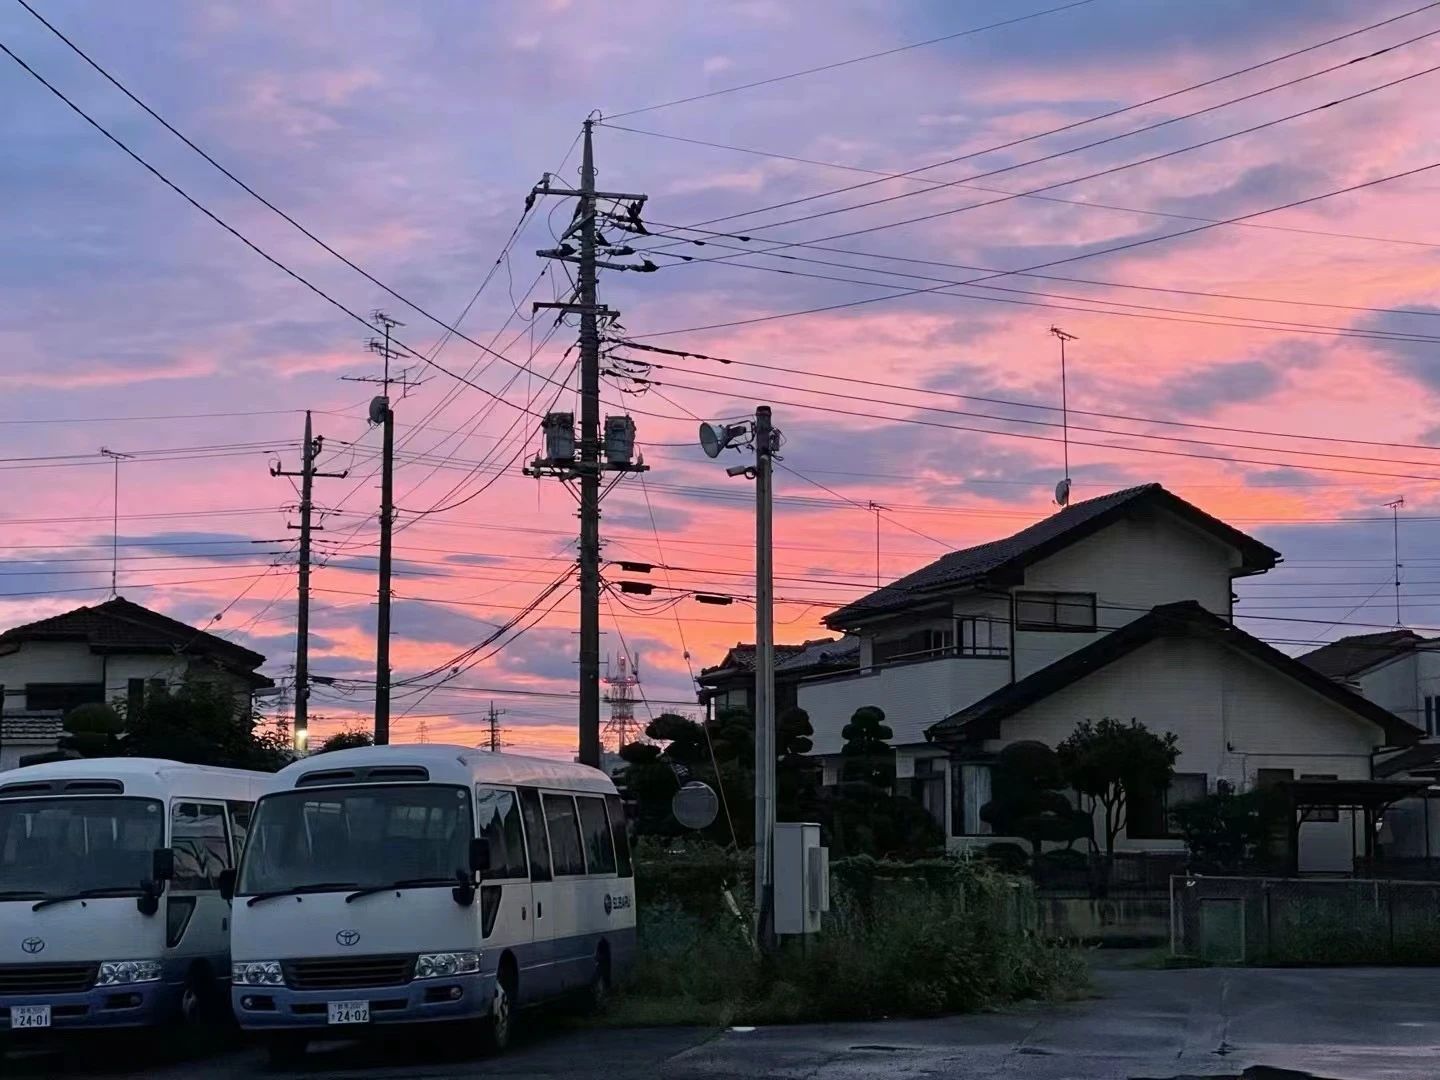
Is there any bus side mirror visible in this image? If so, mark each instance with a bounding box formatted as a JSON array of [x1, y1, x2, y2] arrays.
[[469, 838, 491, 877], [218, 869, 236, 901], [152, 849, 175, 883]]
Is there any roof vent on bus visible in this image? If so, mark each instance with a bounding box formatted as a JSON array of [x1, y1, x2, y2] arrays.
[[295, 765, 430, 787], [0, 781, 54, 799], [295, 769, 358, 787], [365, 767, 429, 783], [62, 780, 124, 795]]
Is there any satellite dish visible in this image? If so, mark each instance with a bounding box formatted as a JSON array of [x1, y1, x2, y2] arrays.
[[1054, 477, 1071, 507], [672, 780, 720, 830], [698, 422, 730, 459]]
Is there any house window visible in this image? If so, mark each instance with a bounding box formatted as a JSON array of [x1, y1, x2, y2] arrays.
[[1427, 696, 1438, 737], [1129, 773, 1207, 840], [957, 616, 1008, 658], [1300, 774, 1339, 822], [874, 626, 954, 665], [950, 761, 993, 837], [1015, 591, 1097, 632], [911, 758, 946, 831], [127, 678, 146, 715], [24, 683, 105, 714]]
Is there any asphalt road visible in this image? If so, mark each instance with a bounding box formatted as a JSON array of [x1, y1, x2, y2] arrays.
[[8, 965, 1440, 1078]]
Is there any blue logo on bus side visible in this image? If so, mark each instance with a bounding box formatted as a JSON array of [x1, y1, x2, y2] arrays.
[[604, 894, 630, 915]]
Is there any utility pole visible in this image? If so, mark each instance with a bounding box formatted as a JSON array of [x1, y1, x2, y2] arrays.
[[342, 312, 417, 746], [99, 447, 134, 596], [271, 411, 347, 752], [527, 117, 652, 768], [485, 701, 507, 753], [753, 406, 777, 947]]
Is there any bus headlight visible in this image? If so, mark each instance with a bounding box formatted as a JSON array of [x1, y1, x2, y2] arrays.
[[97, 960, 163, 986], [231, 961, 284, 986], [415, 952, 480, 978]]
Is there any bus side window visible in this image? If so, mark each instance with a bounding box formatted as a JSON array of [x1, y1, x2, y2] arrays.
[[475, 787, 528, 879], [605, 793, 633, 878], [541, 794, 586, 877], [517, 787, 552, 883], [171, 802, 230, 891], [576, 796, 616, 875], [226, 800, 254, 863]]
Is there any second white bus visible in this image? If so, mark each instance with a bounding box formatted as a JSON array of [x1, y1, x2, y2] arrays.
[[227, 744, 635, 1064]]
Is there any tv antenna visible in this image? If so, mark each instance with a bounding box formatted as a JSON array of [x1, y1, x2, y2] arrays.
[[99, 447, 135, 596], [1049, 326, 1077, 506], [1385, 496, 1405, 625]]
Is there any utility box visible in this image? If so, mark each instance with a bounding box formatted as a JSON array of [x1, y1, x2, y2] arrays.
[[541, 412, 576, 463], [774, 822, 829, 936], [604, 414, 637, 465]]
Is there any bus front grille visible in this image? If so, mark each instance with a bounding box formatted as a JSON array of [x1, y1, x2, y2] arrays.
[[0, 963, 98, 993], [283, 955, 415, 990]]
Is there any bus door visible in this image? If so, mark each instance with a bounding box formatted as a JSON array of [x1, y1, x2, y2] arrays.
[[168, 801, 233, 965], [474, 786, 533, 957], [515, 787, 555, 1001]]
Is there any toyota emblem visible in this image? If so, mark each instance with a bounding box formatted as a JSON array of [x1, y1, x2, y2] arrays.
[[335, 930, 360, 947], [20, 937, 44, 955]]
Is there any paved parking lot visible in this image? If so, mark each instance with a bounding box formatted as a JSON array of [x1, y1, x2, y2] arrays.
[[7, 965, 1440, 1078]]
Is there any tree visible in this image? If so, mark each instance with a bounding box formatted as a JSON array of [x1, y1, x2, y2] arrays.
[[1172, 786, 1285, 872], [839, 705, 895, 788], [120, 677, 291, 772], [313, 729, 374, 754], [980, 741, 1091, 859], [59, 702, 124, 758], [776, 705, 819, 822], [1057, 718, 1178, 889]]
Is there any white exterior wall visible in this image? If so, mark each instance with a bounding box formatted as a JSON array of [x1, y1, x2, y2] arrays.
[[1011, 514, 1236, 679], [0, 641, 192, 709], [1350, 653, 1421, 732], [986, 636, 1380, 872]]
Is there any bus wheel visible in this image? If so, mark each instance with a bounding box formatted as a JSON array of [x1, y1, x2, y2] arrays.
[[266, 1033, 308, 1069], [479, 970, 513, 1054], [180, 969, 215, 1027]]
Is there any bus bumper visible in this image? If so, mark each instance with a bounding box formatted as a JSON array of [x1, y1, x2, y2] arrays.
[[233, 972, 495, 1031], [0, 980, 182, 1033]]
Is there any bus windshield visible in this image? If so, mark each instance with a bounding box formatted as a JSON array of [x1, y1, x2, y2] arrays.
[[236, 784, 473, 895], [0, 797, 164, 899]]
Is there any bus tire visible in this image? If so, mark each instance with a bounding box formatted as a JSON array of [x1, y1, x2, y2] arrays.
[[180, 965, 220, 1027], [266, 1033, 308, 1069], [479, 964, 514, 1055]]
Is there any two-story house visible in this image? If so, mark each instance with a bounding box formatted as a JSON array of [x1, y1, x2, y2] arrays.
[[0, 596, 274, 769], [797, 484, 1421, 872], [698, 638, 860, 718]]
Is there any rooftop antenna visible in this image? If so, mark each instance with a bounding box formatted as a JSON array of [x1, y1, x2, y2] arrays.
[[1386, 496, 1406, 625], [1049, 326, 1077, 507], [866, 501, 886, 587], [99, 447, 134, 596]]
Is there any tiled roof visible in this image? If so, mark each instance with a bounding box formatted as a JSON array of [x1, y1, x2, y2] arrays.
[[927, 601, 1420, 748], [1375, 742, 1440, 779], [0, 716, 63, 742], [825, 484, 1279, 627], [0, 597, 265, 670], [1298, 630, 1424, 680], [698, 638, 859, 682]]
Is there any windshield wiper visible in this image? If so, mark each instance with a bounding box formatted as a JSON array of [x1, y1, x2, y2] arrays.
[[33, 887, 141, 911], [244, 882, 358, 907], [345, 877, 458, 903]]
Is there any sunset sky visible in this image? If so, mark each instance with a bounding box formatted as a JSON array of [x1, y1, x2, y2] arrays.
[[5, 0, 1440, 756]]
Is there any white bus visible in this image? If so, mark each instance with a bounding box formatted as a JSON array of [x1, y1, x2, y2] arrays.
[[227, 745, 635, 1064], [0, 757, 269, 1045]]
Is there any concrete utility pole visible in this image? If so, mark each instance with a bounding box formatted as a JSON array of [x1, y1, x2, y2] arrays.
[[753, 406, 777, 947], [271, 411, 347, 752], [528, 118, 651, 768]]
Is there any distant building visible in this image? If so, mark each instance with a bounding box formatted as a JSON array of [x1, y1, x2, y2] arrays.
[[0, 596, 274, 769], [697, 637, 860, 717]]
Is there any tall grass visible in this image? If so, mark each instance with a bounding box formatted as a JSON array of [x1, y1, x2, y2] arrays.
[[613, 853, 1087, 1026]]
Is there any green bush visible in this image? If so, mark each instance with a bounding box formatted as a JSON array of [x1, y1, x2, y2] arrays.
[[616, 854, 1084, 1026]]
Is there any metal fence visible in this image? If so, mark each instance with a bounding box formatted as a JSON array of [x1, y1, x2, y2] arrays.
[[1171, 874, 1440, 964]]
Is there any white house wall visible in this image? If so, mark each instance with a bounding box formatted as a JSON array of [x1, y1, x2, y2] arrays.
[[0, 641, 224, 712], [1351, 653, 1420, 731], [800, 653, 1010, 756], [992, 636, 1380, 872], [1011, 513, 1237, 679]]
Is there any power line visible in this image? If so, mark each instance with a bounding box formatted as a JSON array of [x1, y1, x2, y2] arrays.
[[603, 0, 1100, 119]]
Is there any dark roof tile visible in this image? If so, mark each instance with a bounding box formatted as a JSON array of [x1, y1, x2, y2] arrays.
[[1298, 630, 1424, 680]]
